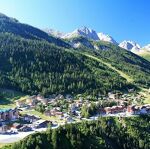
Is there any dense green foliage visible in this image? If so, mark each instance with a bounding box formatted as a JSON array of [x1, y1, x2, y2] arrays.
[[8, 116, 150, 149], [0, 33, 128, 96], [81, 101, 117, 118], [81, 102, 99, 118]]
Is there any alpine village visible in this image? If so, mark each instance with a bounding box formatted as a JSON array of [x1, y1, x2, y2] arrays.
[[0, 11, 150, 149]]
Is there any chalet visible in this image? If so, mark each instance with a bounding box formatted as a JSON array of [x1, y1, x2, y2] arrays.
[[12, 123, 22, 129], [0, 125, 9, 133], [45, 109, 63, 117], [104, 107, 111, 114], [127, 105, 150, 115], [22, 114, 40, 123], [16, 100, 26, 108], [19, 125, 32, 132], [26, 96, 37, 106], [103, 106, 126, 114], [37, 94, 44, 101], [127, 105, 140, 114], [40, 98, 48, 105], [127, 105, 135, 114], [75, 100, 83, 107], [33, 119, 51, 128], [0, 108, 19, 121], [113, 106, 126, 113], [36, 95, 49, 105]]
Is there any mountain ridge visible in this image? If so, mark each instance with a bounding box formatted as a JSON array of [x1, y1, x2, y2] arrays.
[[43, 26, 150, 55]]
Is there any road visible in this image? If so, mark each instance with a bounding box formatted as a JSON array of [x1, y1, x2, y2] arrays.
[[0, 126, 58, 144]]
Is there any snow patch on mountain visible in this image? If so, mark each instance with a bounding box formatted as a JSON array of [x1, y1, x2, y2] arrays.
[[98, 33, 118, 44], [119, 40, 141, 52], [63, 26, 99, 40]]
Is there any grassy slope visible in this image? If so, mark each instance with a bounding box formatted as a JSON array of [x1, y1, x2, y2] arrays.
[[83, 53, 134, 83], [139, 52, 150, 62], [133, 49, 150, 62]]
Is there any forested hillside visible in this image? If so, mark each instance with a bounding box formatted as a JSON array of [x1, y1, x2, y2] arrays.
[[0, 33, 129, 96], [6, 116, 150, 149], [0, 33, 150, 96], [0, 13, 150, 96]]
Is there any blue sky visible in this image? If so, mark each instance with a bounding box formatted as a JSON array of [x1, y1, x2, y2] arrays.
[[0, 0, 150, 46]]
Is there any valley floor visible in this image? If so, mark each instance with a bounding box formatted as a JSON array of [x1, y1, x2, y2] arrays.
[[0, 87, 149, 147]]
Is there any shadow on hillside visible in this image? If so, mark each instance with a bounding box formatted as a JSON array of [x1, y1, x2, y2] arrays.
[[0, 98, 13, 105]]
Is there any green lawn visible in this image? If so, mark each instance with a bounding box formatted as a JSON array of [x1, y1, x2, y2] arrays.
[[0, 104, 16, 109], [142, 55, 150, 62]]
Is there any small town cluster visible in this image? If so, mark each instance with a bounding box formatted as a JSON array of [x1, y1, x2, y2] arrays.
[[0, 91, 150, 135]]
